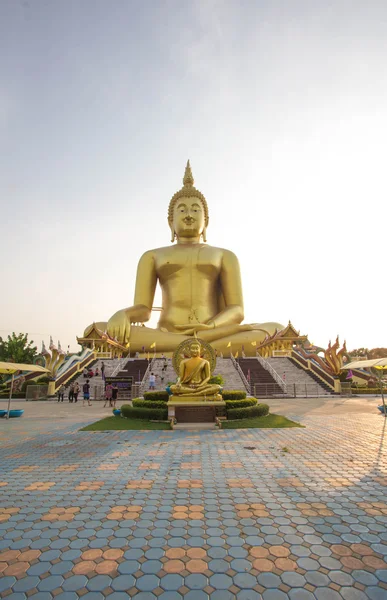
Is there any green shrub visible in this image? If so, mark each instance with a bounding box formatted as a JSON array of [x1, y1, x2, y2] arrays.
[[0, 391, 26, 398], [227, 403, 269, 420], [225, 398, 257, 409], [351, 387, 387, 395], [143, 391, 169, 402], [221, 390, 246, 400], [209, 374, 224, 386], [133, 399, 168, 409], [121, 404, 168, 420], [37, 376, 50, 383]]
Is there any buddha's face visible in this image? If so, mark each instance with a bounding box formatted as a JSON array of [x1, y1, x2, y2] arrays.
[[189, 343, 201, 357], [173, 196, 205, 239]]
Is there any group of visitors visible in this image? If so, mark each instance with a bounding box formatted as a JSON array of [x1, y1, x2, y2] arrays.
[[103, 382, 119, 407], [81, 361, 106, 379], [57, 374, 118, 408]]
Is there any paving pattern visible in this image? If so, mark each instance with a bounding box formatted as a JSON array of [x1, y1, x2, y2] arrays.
[[0, 405, 387, 599]]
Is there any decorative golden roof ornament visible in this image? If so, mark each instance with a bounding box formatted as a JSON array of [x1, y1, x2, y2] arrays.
[[168, 160, 209, 241], [183, 159, 194, 186]]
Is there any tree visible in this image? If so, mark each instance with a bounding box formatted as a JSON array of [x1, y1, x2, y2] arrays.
[[369, 348, 387, 359], [348, 347, 387, 359], [0, 332, 38, 364]]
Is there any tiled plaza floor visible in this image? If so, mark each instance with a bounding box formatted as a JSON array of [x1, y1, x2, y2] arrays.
[[0, 402, 387, 599]]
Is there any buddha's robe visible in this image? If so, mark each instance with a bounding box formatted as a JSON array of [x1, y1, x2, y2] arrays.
[[170, 356, 220, 397]]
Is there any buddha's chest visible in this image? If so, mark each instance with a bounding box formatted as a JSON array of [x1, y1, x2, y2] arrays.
[[155, 246, 222, 280]]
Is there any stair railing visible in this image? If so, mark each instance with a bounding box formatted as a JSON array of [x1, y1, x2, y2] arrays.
[[139, 356, 158, 395], [111, 358, 126, 376], [230, 354, 251, 394], [255, 355, 286, 391]]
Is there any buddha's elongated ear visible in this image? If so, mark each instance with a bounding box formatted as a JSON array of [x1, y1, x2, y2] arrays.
[[170, 225, 176, 243], [201, 227, 207, 243]]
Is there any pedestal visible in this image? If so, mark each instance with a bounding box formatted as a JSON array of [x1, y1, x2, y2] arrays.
[[168, 395, 225, 423]]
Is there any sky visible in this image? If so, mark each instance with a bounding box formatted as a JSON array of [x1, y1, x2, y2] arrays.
[[0, 0, 386, 354]]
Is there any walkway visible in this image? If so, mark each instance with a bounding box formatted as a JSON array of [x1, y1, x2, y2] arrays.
[[0, 399, 386, 599]]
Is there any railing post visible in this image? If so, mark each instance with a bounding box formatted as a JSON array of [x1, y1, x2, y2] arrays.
[[305, 383, 307, 398], [294, 383, 296, 398]]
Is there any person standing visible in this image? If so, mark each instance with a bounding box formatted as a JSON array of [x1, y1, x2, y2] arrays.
[[111, 383, 119, 408], [101, 362, 105, 380], [68, 382, 75, 403], [57, 385, 65, 402], [104, 382, 113, 407], [82, 379, 92, 406], [149, 372, 156, 390], [73, 382, 80, 403]]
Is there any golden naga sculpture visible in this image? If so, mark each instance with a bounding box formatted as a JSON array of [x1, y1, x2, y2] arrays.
[[170, 340, 221, 399], [324, 337, 348, 376], [41, 338, 66, 380], [295, 336, 348, 377], [85, 161, 283, 354]]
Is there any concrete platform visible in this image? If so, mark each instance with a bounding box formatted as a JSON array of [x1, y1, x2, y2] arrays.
[[0, 397, 386, 599]]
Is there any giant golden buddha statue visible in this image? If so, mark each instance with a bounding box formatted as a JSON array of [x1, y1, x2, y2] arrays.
[[86, 162, 283, 355]]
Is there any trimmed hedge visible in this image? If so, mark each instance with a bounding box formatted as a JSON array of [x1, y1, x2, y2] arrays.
[[351, 388, 387, 395], [0, 392, 26, 398], [227, 403, 269, 420], [132, 399, 168, 409], [209, 374, 224, 386], [143, 391, 169, 402], [221, 390, 246, 400], [121, 404, 168, 421], [225, 398, 257, 409]]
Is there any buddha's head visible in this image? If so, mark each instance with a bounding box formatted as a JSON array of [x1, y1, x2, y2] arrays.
[[168, 161, 209, 242], [189, 341, 201, 357]]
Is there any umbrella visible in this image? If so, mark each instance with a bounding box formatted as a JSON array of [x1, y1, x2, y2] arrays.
[[342, 357, 387, 414], [0, 362, 50, 420]]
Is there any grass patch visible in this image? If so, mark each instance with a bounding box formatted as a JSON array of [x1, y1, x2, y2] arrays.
[[221, 413, 303, 429], [80, 416, 170, 431]]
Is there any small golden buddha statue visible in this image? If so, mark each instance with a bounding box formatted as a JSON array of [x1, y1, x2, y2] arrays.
[[85, 161, 283, 354], [170, 341, 221, 398]]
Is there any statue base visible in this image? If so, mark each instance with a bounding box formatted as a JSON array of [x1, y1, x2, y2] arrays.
[[169, 394, 223, 404], [168, 396, 225, 423]]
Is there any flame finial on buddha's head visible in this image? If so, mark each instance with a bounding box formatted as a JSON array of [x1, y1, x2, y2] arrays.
[[168, 160, 209, 242]]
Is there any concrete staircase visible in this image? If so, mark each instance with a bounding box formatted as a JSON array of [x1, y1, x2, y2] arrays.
[[141, 357, 247, 392], [213, 358, 248, 391], [148, 358, 177, 391], [266, 357, 332, 395], [62, 358, 120, 399]]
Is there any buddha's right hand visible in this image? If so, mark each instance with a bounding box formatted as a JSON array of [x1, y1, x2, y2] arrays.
[[107, 305, 151, 343], [107, 309, 132, 344]]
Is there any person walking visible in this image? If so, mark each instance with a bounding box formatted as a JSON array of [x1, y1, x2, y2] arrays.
[[104, 382, 113, 407], [82, 379, 92, 406], [57, 384, 65, 402], [111, 383, 119, 408], [68, 382, 75, 403], [73, 382, 80, 403]]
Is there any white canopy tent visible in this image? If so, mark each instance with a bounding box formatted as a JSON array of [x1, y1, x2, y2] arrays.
[[0, 362, 50, 420], [342, 357, 387, 414]]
